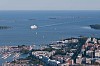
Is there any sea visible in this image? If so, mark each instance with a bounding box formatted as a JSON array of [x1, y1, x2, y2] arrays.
[[0, 10, 100, 46], [0, 10, 100, 64]]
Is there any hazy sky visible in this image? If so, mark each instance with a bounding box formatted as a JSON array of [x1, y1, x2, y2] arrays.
[[0, 0, 100, 10]]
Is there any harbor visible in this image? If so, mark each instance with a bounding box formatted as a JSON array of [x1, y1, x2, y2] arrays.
[[0, 45, 33, 64]]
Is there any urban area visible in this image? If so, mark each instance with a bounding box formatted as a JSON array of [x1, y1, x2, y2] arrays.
[[1, 36, 100, 66]]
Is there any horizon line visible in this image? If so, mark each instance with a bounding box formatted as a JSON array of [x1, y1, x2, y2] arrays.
[[0, 9, 100, 11]]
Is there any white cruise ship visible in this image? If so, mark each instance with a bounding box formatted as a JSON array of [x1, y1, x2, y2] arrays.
[[30, 25, 38, 29]]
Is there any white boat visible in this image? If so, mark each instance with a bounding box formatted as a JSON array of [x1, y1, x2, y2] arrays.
[[31, 25, 37, 29], [2, 53, 11, 59]]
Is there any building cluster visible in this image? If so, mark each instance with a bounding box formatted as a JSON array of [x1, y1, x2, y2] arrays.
[[49, 38, 78, 50], [2, 37, 100, 66], [3, 59, 43, 66], [57, 38, 79, 44], [76, 37, 100, 65], [3, 59, 30, 66], [0, 45, 33, 53], [31, 50, 60, 66], [30, 38, 79, 66]]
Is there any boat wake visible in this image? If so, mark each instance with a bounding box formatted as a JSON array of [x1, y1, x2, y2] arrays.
[[81, 26, 91, 29], [31, 21, 79, 29], [39, 22, 68, 28]]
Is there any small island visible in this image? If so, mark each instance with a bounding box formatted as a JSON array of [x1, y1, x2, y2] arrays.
[[90, 24, 100, 30], [0, 26, 11, 29], [49, 17, 56, 19]]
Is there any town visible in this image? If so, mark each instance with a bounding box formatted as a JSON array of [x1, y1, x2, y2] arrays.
[[1, 36, 100, 66]]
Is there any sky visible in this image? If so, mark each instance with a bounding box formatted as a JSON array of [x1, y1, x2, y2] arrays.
[[0, 0, 100, 10]]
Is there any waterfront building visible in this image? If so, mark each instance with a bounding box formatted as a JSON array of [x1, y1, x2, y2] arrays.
[[95, 50, 100, 58]]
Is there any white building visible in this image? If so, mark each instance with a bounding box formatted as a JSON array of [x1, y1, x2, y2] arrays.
[[95, 50, 100, 58], [86, 50, 93, 57], [76, 57, 82, 64], [58, 63, 69, 66], [86, 58, 91, 64], [48, 60, 60, 66]]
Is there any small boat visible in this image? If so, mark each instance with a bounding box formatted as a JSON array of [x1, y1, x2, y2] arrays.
[[13, 53, 20, 58], [31, 25, 38, 29], [2, 53, 11, 59]]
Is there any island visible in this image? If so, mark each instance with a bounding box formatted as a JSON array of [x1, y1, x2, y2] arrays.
[[0, 26, 11, 29], [49, 17, 56, 19], [90, 24, 100, 30]]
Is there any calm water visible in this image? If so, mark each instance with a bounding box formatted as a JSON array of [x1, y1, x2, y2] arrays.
[[0, 10, 100, 64], [0, 10, 100, 46]]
